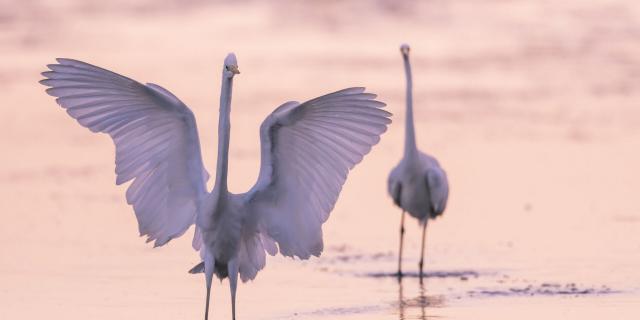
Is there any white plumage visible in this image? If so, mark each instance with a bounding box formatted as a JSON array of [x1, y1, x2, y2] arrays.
[[42, 59, 209, 247], [41, 54, 391, 319], [387, 44, 449, 281]]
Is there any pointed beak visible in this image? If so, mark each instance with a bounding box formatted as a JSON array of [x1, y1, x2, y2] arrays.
[[228, 65, 240, 74], [400, 44, 410, 57]]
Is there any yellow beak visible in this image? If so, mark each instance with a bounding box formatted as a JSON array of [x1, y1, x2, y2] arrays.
[[228, 65, 240, 74]]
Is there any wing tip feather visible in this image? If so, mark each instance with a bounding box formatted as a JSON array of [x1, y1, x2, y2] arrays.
[[39, 78, 52, 87], [44, 87, 59, 96], [56, 57, 77, 65]]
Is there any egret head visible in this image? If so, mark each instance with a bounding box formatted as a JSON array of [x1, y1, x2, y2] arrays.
[[223, 53, 240, 78], [400, 44, 410, 58]]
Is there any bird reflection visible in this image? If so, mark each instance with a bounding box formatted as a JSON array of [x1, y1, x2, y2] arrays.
[[398, 279, 406, 319], [398, 278, 443, 319]]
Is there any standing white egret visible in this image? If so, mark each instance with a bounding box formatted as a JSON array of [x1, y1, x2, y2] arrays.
[[41, 54, 391, 319], [387, 44, 449, 281]]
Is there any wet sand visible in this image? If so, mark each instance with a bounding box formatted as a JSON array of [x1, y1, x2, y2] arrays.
[[1, 0, 640, 319]]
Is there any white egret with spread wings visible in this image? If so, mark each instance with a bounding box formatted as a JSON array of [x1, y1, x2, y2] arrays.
[[41, 54, 391, 319]]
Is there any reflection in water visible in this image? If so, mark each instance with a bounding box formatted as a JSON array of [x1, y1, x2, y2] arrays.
[[368, 270, 480, 279], [397, 278, 444, 320]]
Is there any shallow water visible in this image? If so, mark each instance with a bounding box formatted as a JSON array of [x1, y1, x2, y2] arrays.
[[1, 0, 640, 319]]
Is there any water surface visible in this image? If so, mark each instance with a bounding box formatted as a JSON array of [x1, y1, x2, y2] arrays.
[[1, 0, 639, 319]]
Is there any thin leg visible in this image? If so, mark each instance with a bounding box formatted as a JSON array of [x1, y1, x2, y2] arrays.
[[204, 251, 215, 320], [205, 279, 212, 320], [419, 221, 428, 283], [397, 210, 406, 278], [228, 259, 239, 320]]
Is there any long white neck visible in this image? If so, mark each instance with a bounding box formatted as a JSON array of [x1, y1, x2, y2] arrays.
[[215, 75, 233, 193], [403, 53, 418, 158]]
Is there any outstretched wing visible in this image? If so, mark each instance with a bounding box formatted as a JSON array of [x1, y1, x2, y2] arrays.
[[243, 87, 391, 259], [41, 58, 209, 247]]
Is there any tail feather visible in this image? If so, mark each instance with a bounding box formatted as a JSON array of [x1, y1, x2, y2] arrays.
[[189, 261, 205, 274], [189, 260, 229, 280], [191, 232, 270, 281]]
